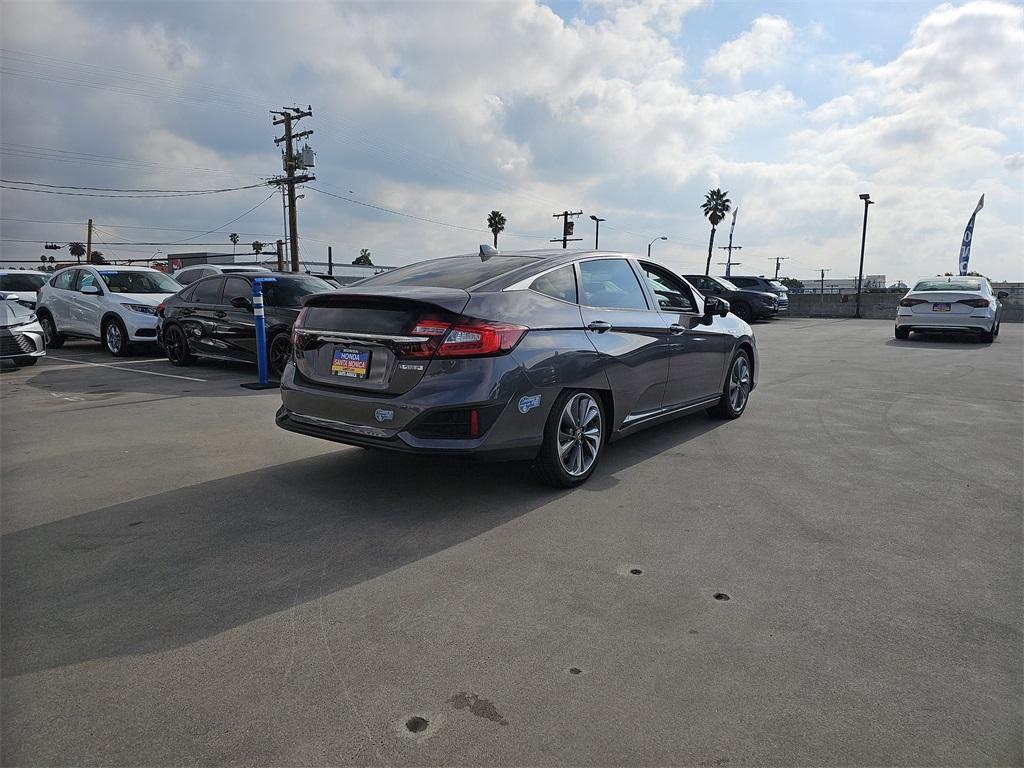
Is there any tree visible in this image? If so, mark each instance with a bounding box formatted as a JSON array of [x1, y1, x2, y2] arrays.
[[353, 248, 373, 266], [779, 277, 803, 291], [486, 210, 507, 248], [251, 241, 264, 255], [700, 188, 731, 275], [69, 242, 86, 262], [229, 233, 239, 254], [89, 251, 107, 265]]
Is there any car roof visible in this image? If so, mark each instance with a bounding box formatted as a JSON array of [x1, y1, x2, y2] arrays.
[[81, 264, 161, 271], [0, 269, 48, 274]]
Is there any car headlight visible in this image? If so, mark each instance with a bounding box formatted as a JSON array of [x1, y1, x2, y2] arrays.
[[7, 315, 37, 329], [120, 303, 156, 315]]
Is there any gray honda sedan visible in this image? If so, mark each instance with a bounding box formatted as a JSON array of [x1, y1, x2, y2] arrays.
[[277, 249, 757, 486]]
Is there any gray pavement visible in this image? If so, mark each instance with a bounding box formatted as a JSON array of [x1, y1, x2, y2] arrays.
[[1, 320, 1021, 766]]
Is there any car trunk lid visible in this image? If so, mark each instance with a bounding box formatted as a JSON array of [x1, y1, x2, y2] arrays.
[[907, 291, 985, 315]]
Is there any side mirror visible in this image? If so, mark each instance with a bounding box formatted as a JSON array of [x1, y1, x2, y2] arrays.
[[80, 285, 101, 296], [997, 291, 1009, 300], [230, 296, 253, 310], [704, 296, 730, 318]]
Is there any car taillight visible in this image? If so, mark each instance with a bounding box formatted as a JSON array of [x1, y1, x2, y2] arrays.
[[401, 316, 527, 359], [899, 298, 927, 307], [958, 298, 990, 308], [291, 307, 309, 350]]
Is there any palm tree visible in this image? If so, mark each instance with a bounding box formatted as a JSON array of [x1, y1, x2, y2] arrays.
[[68, 242, 86, 263], [487, 210, 507, 248], [353, 248, 373, 266], [251, 241, 264, 255], [700, 188, 731, 275], [229, 233, 239, 254]]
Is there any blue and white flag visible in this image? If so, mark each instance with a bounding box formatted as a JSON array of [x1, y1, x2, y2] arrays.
[[958, 194, 984, 276]]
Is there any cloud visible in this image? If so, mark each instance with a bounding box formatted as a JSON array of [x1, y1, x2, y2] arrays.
[[704, 15, 793, 83]]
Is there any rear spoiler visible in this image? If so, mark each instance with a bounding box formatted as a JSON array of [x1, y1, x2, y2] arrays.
[[302, 285, 472, 315]]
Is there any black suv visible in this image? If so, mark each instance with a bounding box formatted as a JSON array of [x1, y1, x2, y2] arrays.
[[157, 272, 332, 376], [725, 275, 789, 311], [683, 275, 779, 321]]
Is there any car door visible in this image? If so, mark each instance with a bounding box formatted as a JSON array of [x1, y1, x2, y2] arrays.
[[576, 258, 671, 424], [639, 262, 732, 403], [66, 269, 104, 338], [185, 276, 226, 356], [218, 276, 257, 361]]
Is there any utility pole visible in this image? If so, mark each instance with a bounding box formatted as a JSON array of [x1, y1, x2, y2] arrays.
[[856, 193, 874, 319], [718, 208, 741, 277], [276, 239, 285, 272], [589, 215, 605, 249], [817, 268, 832, 295], [84, 218, 92, 265], [769, 256, 789, 279], [717, 245, 742, 277], [551, 210, 583, 249], [271, 106, 315, 273], [327, 245, 333, 276]]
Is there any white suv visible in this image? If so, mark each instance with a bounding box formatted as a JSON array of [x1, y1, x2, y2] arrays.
[[37, 265, 180, 355]]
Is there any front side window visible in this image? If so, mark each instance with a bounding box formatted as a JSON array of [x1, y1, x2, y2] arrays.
[[0, 273, 47, 292], [578, 259, 648, 310], [223, 277, 252, 305], [530, 265, 577, 303], [640, 263, 697, 313], [52, 269, 76, 290], [191, 277, 224, 304], [100, 270, 181, 294], [78, 271, 100, 291]]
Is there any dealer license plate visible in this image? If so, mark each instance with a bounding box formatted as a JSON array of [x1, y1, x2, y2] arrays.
[[331, 348, 370, 378], [932, 303, 951, 312]]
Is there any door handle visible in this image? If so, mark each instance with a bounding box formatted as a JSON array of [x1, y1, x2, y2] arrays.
[[669, 324, 685, 335], [587, 320, 613, 333], [214, 311, 227, 318]]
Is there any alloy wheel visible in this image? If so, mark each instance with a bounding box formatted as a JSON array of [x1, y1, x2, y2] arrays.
[[41, 316, 56, 345], [557, 393, 602, 477], [729, 355, 751, 412], [165, 326, 186, 363], [269, 335, 291, 377], [105, 322, 123, 354]]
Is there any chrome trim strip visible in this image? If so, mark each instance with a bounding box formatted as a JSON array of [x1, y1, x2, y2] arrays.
[[289, 411, 391, 438], [621, 395, 722, 426], [296, 328, 423, 344]]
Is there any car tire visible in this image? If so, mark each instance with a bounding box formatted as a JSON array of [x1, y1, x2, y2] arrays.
[[895, 326, 910, 340], [38, 312, 65, 349], [103, 316, 131, 357], [993, 321, 1000, 337], [731, 301, 752, 322], [268, 332, 292, 378], [708, 349, 752, 420], [533, 389, 605, 488], [13, 356, 38, 367], [979, 327, 995, 343], [163, 323, 195, 366]]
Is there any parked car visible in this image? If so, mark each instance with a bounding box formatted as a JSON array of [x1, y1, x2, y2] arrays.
[[725, 275, 789, 311], [682, 275, 779, 321], [36, 265, 180, 355], [276, 249, 757, 487], [172, 264, 271, 285], [896, 276, 1006, 342], [158, 272, 333, 376], [0, 270, 49, 308], [0, 295, 46, 366]]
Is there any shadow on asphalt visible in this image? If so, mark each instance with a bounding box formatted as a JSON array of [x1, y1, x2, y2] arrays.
[[885, 334, 990, 349], [1, 413, 721, 677]]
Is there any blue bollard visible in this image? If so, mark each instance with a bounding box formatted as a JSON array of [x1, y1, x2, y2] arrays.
[[241, 276, 278, 391]]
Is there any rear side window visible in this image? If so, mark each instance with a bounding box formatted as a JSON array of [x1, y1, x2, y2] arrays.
[[530, 266, 577, 303], [730, 277, 756, 288], [192, 277, 224, 304], [51, 270, 76, 290], [0, 273, 46, 291], [578, 259, 648, 310], [176, 269, 203, 285], [364, 256, 539, 289], [223, 277, 252, 304]]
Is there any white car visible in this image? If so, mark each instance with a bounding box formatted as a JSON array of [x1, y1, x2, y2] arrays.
[[173, 264, 270, 285], [0, 294, 46, 366], [896, 276, 1007, 342], [36, 265, 180, 355], [0, 269, 49, 308]]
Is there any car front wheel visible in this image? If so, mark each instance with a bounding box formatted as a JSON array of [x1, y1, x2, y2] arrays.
[[103, 317, 131, 356], [38, 313, 65, 349], [533, 390, 605, 488]]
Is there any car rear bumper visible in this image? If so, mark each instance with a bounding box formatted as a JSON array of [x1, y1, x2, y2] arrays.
[[896, 308, 995, 332]]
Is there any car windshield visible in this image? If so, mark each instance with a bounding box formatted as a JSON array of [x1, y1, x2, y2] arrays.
[[99, 270, 181, 294], [715, 277, 740, 291], [363, 256, 539, 289], [913, 278, 983, 292], [0, 273, 47, 291], [262, 275, 333, 307]]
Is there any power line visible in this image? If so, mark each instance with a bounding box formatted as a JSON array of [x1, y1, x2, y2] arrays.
[[0, 178, 266, 194], [168, 191, 278, 244]]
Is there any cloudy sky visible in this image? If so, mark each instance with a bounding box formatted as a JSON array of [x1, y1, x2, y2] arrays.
[[1, 0, 1021, 285]]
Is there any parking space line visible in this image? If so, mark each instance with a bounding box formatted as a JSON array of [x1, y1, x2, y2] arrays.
[[45, 356, 208, 382]]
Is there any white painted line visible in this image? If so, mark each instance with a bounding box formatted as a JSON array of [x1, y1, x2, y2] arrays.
[[46, 356, 208, 382]]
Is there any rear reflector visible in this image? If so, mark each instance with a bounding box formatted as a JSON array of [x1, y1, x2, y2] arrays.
[[957, 298, 990, 308], [899, 298, 928, 307]]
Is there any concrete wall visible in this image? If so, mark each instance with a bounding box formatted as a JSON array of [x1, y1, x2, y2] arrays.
[[787, 292, 1023, 322]]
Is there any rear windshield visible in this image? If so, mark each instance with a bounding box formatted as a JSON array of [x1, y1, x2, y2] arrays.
[[362, 256, 539, 289], [0, 273, 46, 291], [262, 276, 333, 307], [913, 278, 982, 292], [99, 270, 181, 294]]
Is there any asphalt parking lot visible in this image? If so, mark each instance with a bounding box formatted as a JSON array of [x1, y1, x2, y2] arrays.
[[2, 319, 1021, 766]]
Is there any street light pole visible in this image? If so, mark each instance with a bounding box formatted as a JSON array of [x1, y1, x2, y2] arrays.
[[589, 215, 606, 249], [647, 236, 667, 259], [856, 193, 874, 319]]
